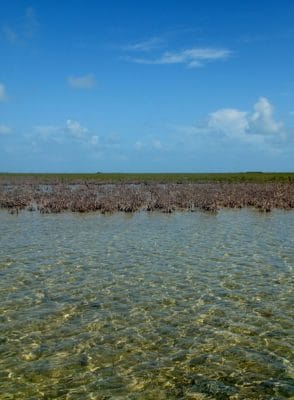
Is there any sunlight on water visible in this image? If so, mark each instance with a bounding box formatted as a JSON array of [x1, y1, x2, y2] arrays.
[[0, 210, 293, 399]]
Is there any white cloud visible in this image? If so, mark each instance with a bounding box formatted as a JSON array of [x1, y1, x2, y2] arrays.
[[196, 97, 285, 147], [68, 74, 96, 89], [250, 97, 283, 135], [126, 47, 232, 68], [166, 97, 286, 152], [207, 98, 285, 146], [122, 37, 164, 52], [209, 109, 248, 138], [0, 124, 11, 135], [0, 83, 6, 101], [66, 119, 88, 137]]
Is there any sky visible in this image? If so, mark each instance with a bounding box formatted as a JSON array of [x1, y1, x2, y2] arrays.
[[0, 0, 294, 172]]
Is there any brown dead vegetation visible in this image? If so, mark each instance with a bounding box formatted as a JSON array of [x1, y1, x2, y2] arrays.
[[1, 181, 294, 214]]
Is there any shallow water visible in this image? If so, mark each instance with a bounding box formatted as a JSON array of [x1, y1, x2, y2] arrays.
[[0, 210, 293, 399]]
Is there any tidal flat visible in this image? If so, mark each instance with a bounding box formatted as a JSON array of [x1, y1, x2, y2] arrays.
[[0, 210, 293, 399]]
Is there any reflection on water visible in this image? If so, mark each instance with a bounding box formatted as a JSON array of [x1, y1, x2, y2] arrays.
[[0, 210, 293, 399]]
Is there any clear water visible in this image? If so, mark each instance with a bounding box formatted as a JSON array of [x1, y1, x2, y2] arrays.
[[0, 210, 293, 399]]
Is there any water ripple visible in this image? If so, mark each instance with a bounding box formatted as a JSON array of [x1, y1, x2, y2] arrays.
[[0, 210, 293, 399]]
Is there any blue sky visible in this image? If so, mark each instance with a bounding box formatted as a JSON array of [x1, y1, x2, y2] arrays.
[[0, 0, 294, 172]]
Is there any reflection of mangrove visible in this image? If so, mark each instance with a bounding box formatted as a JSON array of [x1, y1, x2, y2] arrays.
[[1, 181, 294, 214]]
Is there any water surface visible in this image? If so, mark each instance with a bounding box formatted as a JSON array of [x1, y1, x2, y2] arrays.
[[0, 210, 293, 399]]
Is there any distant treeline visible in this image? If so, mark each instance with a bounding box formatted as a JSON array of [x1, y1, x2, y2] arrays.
[[0, 172, 294, 184]]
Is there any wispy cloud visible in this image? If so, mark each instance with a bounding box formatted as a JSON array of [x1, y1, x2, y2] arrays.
[[24, 7, 39, 38], [33, 120, 121, 152], [0, 124, 11, 135], [2, 6, 39, 45], [66, 119, 88, 137], [34, 120, 89, 141], [68, 74, 96, 89], [125, 47, 232, 68], [0, 83, 6, 101], [134, 140, 145, 150], [2, 26, 18, 44], [237, 33, 269, 44], [122, 37, 164, 52], [152, 139, 163, 150], [134, 137, 169, 152]]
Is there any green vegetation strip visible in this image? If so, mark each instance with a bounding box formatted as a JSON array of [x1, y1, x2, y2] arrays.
[[0, 172, 294, 183]]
